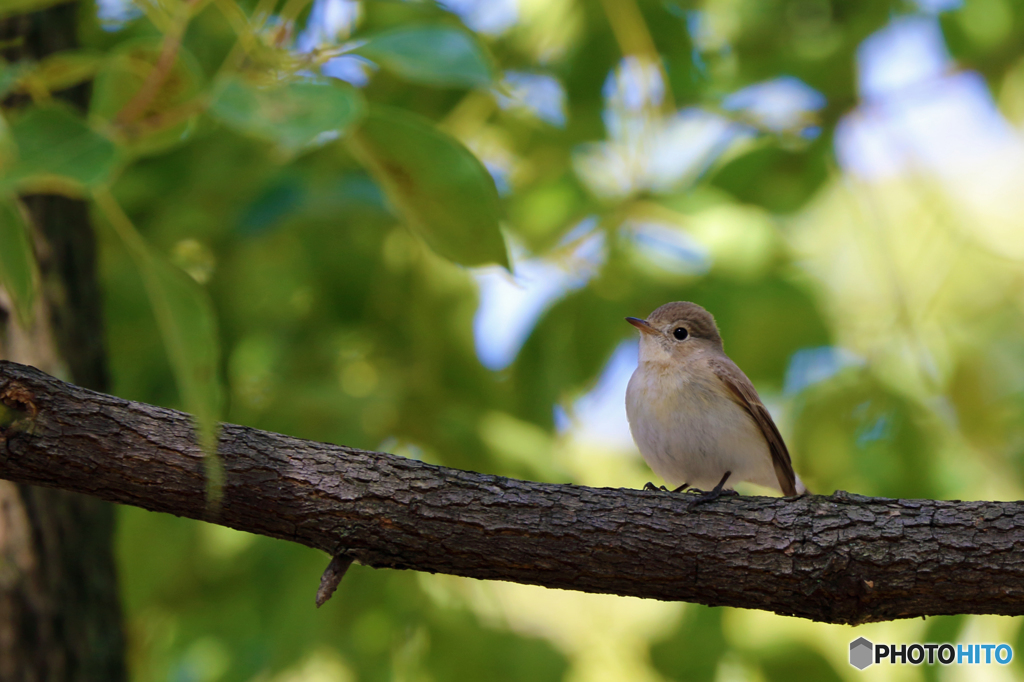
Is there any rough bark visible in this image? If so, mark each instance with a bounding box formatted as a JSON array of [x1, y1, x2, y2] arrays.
[[1, 360, 1022, 626], [0, 7, 126, 680]]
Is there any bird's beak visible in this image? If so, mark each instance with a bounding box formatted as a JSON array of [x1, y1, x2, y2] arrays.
[[626, 317, 658, 335]]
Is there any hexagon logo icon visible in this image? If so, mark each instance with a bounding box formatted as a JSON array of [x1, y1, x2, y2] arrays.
[[850, 637, 873, 670]]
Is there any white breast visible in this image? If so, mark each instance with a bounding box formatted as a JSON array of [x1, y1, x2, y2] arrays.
[[625, 362, 781, 492]]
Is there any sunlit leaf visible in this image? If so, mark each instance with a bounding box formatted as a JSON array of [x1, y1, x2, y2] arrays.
[[22, 50, 103, 93], [2, 104, 118, 194], [210, 75, 365, 154], [349, 105, 508, 267], [94, 189, 224, 503], [0, 0, 74, 19], [0, 197, 38, 328], [91, 39, 204, 155], [356, 25, 494, 88]]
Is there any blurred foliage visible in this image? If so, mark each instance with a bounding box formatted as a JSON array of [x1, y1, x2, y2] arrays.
[[5, 0, 1024, 679], [0, 197, 37, 327]]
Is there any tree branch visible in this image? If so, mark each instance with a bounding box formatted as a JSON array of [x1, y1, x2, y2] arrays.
[[1, 360, 1022, 625]]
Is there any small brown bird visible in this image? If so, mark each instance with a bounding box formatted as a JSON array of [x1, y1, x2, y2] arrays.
[[625, 301, 807, 501]]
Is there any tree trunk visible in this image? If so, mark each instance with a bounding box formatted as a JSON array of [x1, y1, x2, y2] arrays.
[[0, 6, 126, 681]]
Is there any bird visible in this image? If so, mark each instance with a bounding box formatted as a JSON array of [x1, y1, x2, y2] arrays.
[[625, 301, 808, 504]]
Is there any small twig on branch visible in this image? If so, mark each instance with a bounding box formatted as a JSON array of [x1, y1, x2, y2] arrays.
[[316, 555, 355, 607], [1, 359, 1023, 625]]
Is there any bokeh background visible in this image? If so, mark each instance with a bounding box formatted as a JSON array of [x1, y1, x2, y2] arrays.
[[7, 0, 1024, 679]]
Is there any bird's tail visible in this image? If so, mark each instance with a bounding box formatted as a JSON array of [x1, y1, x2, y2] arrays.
[[794, 474, 810, 496]]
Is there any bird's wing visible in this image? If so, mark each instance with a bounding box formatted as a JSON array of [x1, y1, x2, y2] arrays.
[[708, 356, 797, 496]]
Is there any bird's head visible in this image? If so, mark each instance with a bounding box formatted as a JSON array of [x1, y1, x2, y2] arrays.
[[626, 301, 723, 365]]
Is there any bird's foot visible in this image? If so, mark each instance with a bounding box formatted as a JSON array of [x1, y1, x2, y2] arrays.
[[685, 488, 738, 507], [685, 472, 736, 509], [643, 482, 689, 493]]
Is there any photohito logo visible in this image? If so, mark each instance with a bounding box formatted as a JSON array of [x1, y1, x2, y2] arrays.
[[849, 638, 1012, 669], [850, 638, 873, 670]]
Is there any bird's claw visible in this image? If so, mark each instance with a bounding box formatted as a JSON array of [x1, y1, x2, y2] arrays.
[[684, 471, 735, 509], [685, 487, 737, 509], [644, 482, 689, 493], [683, 486, 737, 495]]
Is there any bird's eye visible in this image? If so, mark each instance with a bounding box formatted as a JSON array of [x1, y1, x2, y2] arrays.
[[673, 327, 688, 340]]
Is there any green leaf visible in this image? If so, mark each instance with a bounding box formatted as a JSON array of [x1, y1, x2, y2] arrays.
[[349, 105, 508, 268], [94, 189, 224, 503], [0, 61, 29, 100], [2, 104, 118, 194], [90, 39, 204, 155], [25, 50, 104, 93], [0, 198, 38, 328], [356, 25, 494, 88], [0, 111, 15, 168], [209, 76, 365, 155], [0, 0, 74, 19]]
